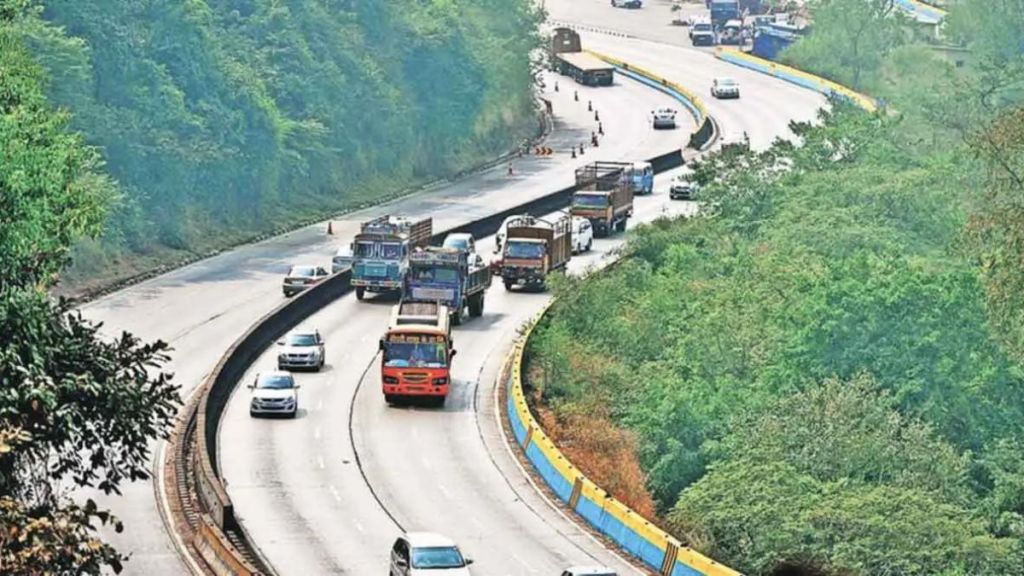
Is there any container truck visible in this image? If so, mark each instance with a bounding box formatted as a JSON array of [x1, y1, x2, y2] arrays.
[[404, 246, 491, 325], [550, 27, 615, 86], [500, 215, 572, 292], [379, 301, 454, 405], [571, 161, 635, 237], [350, 215, 432, 301]]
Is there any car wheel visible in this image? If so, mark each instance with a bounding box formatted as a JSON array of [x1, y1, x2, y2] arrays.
[[586, 239, 593, 251], [249, 409, 256, 418]]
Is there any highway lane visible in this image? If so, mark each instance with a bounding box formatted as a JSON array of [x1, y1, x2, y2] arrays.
[[221, 169, 698, 575], [79, 69, 682, 574]]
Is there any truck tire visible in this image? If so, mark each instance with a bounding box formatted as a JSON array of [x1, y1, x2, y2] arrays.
[[617, 218, 627, 232], [504, 280, 513, 291], [355, 286, 365, 300], [452, 307, 463, 326], [469, 293, 484, 317]]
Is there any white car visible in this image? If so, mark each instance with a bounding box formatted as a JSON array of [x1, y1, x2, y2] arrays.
[[276, 329, 325, 371], [331, 245, 354, 274], [248, 371, 299, 418], [282, 264, 330, 297], [561, 568, 618, 576], [669, 175, 700, 200], [651, 107, 677, 129], [389, 532, 473, 575], [719, 130, 750, 151], [711, 77, 740, 99], [571, 217, 594, 254]]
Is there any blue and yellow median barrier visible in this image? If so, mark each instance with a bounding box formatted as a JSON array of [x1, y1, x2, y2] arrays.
[[505, 314, 742, 576], [714, 48, 878, 113]]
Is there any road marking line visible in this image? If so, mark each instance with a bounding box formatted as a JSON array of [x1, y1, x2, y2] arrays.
[[314, 426, 322, 440], [318, 456, 326, 470], [330, 485, 342, 502], [317, 400, 323, 410], [354, 521, 366, 533], [438, 484, 451, 498]]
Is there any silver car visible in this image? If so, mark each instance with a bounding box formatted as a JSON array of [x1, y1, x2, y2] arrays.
[[389, 532, 473, 575], [248, 371, 299, 418], [711, 77, 740, 99], [651, 106, 677, 129], [670, 176, 700, 200], [277, 330, 325, 371], [282, 264, 329, 297], [332, 245, 354, 274]]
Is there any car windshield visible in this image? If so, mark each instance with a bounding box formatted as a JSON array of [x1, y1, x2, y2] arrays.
[[355, 242, 375, 258], [285, 333, 317, 346], [256, 375, 294, 389], [694, 23, 712, 31], [383, 341, 448, 368], [411, 267, 459, 283], [505, 241, 546, 259], [573, 194, 608, 208], [290, 266, 316, 277], [718, 78, 737, 86], [381, 243, 402, 260], [411, 546, 465, 569]]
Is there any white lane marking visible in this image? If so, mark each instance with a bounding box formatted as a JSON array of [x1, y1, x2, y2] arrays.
[[314, 426, 322, 440], [318, 456, 326, 470], [437, 484, 451, 498], [317, 399, 324, 410], [354, 521, 366, 533], [330, 485, 342, 502], [420, 456, 433, 470]]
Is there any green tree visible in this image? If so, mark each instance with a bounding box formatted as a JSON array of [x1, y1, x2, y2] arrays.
[[1, 5, 180, 572]]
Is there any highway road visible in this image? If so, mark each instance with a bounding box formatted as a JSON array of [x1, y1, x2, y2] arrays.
[[81, 68, 683, 574], [81, 1, 827, 573]]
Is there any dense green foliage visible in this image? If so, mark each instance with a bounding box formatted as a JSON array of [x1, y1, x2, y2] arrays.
[[1, 3, 179, 571], [12, 0, 541, 285], [526, 2, 1024, 574]]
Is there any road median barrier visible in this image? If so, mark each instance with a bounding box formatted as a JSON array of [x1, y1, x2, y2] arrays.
[[505, 307, 742, 576], [165, 148, 688, 573], [586, 50, 717, 151], [714, 48, 878, 113]]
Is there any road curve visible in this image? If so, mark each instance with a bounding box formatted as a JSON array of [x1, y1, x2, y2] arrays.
[[218, 72, 687, 574], [80, 68, 680, 574]]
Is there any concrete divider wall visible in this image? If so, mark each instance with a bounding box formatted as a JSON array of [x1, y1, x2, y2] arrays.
[[714, 48, 878, 113], [506, 316, 743, 576]]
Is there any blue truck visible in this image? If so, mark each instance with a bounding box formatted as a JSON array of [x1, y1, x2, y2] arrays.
[[404, 246, 492, 324], [708, 0, 740, 27], [351, 215, 433, 301]]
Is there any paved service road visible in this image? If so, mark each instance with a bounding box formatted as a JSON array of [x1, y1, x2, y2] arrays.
[[81, 69, 682, 575]]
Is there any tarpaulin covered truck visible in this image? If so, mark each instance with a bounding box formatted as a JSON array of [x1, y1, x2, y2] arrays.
[[500, 215, 572, 292], [571, 161, 635, 237], [550, 27, 614, 86], [404, 246, 491, 325], [351, 215, 432, 300]]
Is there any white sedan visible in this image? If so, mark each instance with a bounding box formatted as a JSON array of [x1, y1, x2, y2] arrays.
[[711, 77, 741, 99], [571, 217, 594, 254], [651, 107, 678, 129]]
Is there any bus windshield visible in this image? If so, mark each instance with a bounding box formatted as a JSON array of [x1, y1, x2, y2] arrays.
[[383, 340, 448, 368], [504, 241, 546, 259]]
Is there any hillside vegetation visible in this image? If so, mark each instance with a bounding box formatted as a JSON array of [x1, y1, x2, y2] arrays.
[[526, 1, 1024, 574], [11, 0, 542, 289]]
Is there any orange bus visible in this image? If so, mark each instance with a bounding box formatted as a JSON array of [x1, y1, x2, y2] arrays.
[[379, 301, 455, 405]]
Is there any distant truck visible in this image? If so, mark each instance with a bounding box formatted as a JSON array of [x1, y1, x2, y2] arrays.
[[708, 0, 740, 28], [404, 246, 491, 325], [571, 161, 635, 237], [550, 27, 614, 87], [379, 301, 454, 405], [500, 215, 572, 291], [351, 215, 432, 300]]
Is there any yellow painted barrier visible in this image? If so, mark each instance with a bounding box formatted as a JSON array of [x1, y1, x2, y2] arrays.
[[585, 49, 710, 122]]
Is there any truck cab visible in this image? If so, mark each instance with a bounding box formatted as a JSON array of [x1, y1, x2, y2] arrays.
[[405, 246, 491, 324], [631, 161, 654, 195], [351, 215, 432, 300], [380, 302, 454, 405]]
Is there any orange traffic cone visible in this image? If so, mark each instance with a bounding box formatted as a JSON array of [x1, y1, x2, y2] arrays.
[[327, 221, 333, 235]]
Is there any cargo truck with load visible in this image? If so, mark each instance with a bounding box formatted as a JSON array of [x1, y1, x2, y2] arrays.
[[550, 27, 614, 87], [351, 215, 432, 301], [379, 301, 454, 405], [404, 246, 492, 325], [500, 215, 572, 292], [571, 161, 635, 237]]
